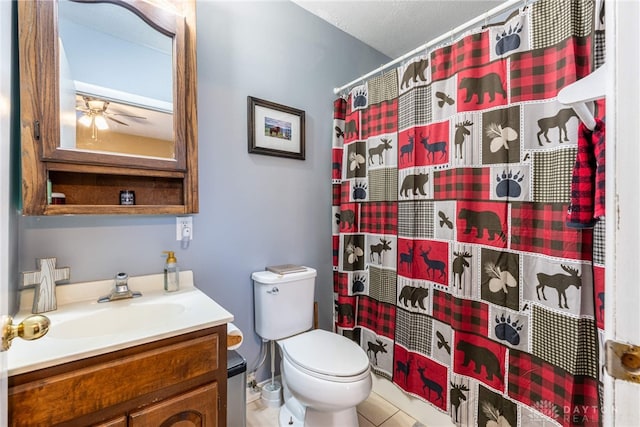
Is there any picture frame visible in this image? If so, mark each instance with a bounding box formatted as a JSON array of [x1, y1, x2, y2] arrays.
[[247, 96, 305, 160]]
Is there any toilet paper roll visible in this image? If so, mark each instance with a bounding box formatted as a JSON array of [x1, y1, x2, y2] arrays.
[[227, 323, 243, 350]]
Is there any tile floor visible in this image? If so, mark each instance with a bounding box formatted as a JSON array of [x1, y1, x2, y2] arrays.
[[246, 391, 422, 427]]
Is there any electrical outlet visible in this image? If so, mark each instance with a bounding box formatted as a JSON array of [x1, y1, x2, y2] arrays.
[[176, 216, 193, 241]]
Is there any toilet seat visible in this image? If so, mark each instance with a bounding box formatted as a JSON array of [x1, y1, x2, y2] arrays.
[[280, 329, 370, 383]]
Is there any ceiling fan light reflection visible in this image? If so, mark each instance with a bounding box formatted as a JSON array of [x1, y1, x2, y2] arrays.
[[87, 99, 107, 110], [94, 115, 109, 130], [78, 114, 93, 127]]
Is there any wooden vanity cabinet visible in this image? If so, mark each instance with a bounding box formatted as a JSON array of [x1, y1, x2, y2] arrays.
[[17, 0, 198, 215], [94, 417, 128, 427], [8, 326, 227, 427], [128, 383, 218, 426]]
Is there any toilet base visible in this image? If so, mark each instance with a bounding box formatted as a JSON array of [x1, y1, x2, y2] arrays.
[[279, 402, 358, 427], [305, 407, 359, 427], [279, 403, 303, 427]]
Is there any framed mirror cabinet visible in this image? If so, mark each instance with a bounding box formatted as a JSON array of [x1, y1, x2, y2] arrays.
[[18, 0, 198, 215]]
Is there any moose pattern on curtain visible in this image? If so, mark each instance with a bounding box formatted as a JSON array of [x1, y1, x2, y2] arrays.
[[331, 1, 605, 426]]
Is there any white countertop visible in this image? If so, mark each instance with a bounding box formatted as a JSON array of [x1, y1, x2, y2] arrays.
[[8, 271, 234, 376]]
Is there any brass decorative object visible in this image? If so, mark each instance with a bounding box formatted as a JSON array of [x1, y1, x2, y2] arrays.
[[606, 340, 640, 383], [1, 314, 50, 352]]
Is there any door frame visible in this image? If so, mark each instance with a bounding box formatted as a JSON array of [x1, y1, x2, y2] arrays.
[[1, 0, 14, 424], [604, 0, 640, 424]]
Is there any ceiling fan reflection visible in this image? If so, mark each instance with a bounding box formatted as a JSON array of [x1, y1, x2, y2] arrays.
[[76, 96, 147, 139]]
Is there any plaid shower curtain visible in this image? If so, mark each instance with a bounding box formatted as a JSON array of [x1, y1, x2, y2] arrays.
[[331, 0, 606, 425]]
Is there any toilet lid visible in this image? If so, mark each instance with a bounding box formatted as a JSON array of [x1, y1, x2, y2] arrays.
[[281, 329, 370, 377]]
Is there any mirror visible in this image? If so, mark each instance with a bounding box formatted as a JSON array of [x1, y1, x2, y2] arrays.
[[58, 0, 175, 160], [18, 0, 197, 215]]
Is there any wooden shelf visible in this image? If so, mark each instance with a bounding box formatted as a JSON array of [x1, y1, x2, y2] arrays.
[[48, 170, 185, 207], [44, 205, 189, 216]]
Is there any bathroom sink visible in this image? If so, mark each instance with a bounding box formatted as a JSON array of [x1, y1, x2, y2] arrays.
[[8, 271, 234, 376], [47, 303, 186, 339]]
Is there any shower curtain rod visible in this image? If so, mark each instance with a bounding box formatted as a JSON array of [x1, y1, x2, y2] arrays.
[[333, 0, 523, 95]]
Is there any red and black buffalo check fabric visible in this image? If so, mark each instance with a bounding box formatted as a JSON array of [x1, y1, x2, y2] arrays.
[[359, 202, 397, 234], [432, 290, 489, 336], [431, 32, 490, 82], [332, 1, 603, 425], [510, 37, 592, 102], [509, 350, 601, 425], [433, 167, 492, 201], [357, 295, 396, 340], [567, 119, 606, 227], [511, 202, 593, 260], [361, 99, 398, 140]]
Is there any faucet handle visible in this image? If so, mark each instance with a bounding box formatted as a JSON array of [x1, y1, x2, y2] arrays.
[[97, 273, 141, 303], [114, 272, 129, 293], [115, 272, 128, 282]]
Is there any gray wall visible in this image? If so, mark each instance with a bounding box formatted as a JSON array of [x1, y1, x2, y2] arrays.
[[16, 1, 389, 381]]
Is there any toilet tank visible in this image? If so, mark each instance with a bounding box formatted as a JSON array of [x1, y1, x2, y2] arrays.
[[252, 267, 317, 341]]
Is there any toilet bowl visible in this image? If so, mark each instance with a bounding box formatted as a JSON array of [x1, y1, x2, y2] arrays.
[[277, 329, 372, 426]]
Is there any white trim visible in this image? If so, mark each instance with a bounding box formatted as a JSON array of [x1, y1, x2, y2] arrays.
[[606, 0, 640, 424], [0, 0, 11, 422], [74, 80, 173, 113]]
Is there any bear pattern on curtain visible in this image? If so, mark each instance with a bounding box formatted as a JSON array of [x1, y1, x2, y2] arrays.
[[331, 0, 605, 426]]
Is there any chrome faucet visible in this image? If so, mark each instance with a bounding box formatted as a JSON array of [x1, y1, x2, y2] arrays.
[[98, 272, 142, 303]]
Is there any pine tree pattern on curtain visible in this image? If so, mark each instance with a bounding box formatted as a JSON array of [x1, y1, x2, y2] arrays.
[[331, 1, 605, 425]]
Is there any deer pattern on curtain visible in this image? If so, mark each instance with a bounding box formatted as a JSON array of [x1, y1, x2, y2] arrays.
[[331, 1, 605, 426]]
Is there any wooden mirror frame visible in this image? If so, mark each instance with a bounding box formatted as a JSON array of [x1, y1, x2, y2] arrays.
[[18, 0, 198, 215]]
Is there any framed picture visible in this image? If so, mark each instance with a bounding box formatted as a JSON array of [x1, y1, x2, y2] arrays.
[[248, 96, 305, 160]]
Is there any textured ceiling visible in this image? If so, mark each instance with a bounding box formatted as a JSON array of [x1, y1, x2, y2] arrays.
[[292, 0, 506, 59]]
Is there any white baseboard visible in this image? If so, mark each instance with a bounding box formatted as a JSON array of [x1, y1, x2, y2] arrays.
[[247, 385, 261, 404]]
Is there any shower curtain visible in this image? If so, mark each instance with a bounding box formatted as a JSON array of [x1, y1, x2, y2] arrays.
[[331, 0, 605, 425]]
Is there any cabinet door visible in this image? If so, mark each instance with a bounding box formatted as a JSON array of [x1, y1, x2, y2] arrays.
[[129, 382, 218, 427]]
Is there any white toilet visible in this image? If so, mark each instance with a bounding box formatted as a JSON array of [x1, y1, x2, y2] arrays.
[[252, 267, 372, 427]]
